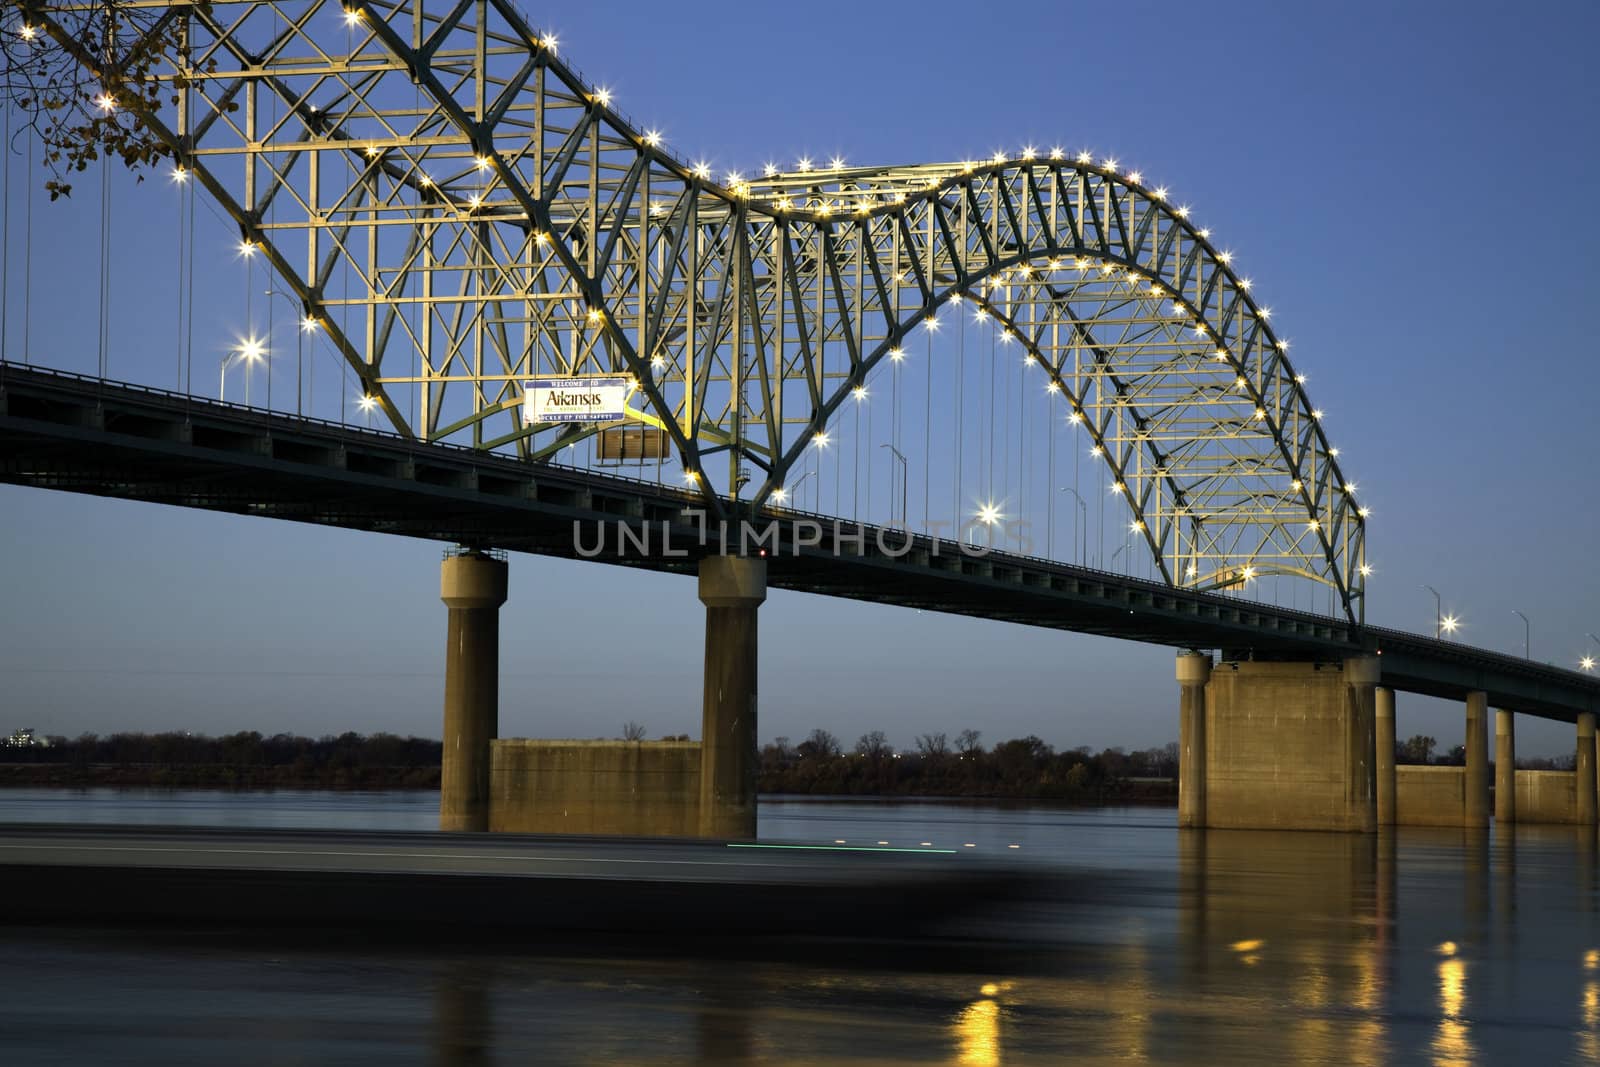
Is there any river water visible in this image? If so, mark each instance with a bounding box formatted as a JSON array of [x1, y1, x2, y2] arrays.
[[2, 788, 1598, 1065]]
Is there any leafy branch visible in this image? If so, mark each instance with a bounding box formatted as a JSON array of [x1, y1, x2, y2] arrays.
[[4, 1, 223, 198]]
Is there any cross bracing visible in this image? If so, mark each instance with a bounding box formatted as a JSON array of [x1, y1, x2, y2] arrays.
[[20, 0, 1368, 622]]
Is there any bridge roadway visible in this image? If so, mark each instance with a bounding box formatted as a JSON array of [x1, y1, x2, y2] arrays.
[[0, 823, 1033, 935], [2, 362, 1596, 721]]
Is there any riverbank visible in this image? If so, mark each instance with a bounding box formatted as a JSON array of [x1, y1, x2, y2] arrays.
[[0, 763, 439, 789], [0, 763, 1175, 802]]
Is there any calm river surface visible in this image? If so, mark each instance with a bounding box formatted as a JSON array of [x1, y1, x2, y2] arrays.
[[3, 789, 1599, 1064]]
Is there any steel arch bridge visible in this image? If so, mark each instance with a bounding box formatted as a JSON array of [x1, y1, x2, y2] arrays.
[[18, 0, 1367, 621]]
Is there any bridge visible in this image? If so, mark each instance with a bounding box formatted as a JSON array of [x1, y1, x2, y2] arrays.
[[3, 0, 1597, 836]]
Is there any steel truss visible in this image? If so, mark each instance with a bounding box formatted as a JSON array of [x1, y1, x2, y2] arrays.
[[22, 0, 1367, 621]]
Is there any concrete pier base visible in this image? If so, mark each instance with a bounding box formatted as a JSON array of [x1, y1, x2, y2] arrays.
[[1344, 657, 1379, 833], [1177, 653, 1211, 829], [1376, 687, 1396, 826], [490, 740, 701, 835], [439, 550, 508, 832], [1465, 692, 1489, 829], [1579, 713, 1597, 826], [698, 556, 766, 839], [1495, 709, 1515, 824], [1196, 656, 1379, 831]]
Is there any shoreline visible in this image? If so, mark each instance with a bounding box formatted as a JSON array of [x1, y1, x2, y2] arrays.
[[0, 766, 1177, 804]]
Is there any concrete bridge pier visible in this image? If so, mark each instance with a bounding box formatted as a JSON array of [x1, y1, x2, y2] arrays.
[[1376, 687, 1396, 826], [1179, 654, 1377, 831], [1344, 657, 1380, 834], [698, 556, 767, 839], [1176, 653, 1211, 829], [1465, 692, 1489, 829], [1579, 712, 1598, 826], [1495, 709, 1516, 825], [439, 550, 508, 832]]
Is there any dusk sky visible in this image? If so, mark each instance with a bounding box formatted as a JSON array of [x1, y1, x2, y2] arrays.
[[2, 0, 1597, 757]]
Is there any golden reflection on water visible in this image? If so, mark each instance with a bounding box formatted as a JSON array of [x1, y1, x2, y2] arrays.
[[1579, 979, 1600, 1063], [1295, 944, 1330, 1010], [952, 994, 1000, 1066], [1432, 956, 1472, 1067]]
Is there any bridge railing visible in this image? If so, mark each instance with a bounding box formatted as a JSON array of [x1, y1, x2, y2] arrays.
[[9, 361, 1599, 692]]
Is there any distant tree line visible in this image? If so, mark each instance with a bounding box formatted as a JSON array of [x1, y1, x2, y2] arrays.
[[2, 726, 1185, 799], [758, 729, 1177, 802], [0, 731, 442, 789], [1394, 734, 1574, 771]]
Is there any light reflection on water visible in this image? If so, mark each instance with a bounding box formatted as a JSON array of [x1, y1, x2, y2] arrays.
[[953, 994, 1000, 1066], [2, 791, 1600, 1063]]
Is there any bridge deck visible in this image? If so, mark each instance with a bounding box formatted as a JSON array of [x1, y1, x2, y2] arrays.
[[2, 364, 1596, 721]]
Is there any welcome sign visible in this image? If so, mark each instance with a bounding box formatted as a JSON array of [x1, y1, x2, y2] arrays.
[[523, 375, 630, 424]]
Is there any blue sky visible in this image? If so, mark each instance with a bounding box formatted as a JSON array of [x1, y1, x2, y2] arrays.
[[2, 0, 1597, 756]]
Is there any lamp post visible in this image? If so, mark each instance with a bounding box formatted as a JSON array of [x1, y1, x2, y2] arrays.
[[264, 289, 310, 416], [1585, 633, 1600, 672], [1423, 584, 1442, 639], [220, 338, 265, 405], [790, 468, 816, 511], [1060, 486, 1087, 566], [879, 444, 907, 527], [1512, 610, 1531, 660]]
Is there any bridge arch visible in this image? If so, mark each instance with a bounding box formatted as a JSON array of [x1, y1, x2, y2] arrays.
[[711, 159, 1366, 619], [27, 0, 1365, 620]]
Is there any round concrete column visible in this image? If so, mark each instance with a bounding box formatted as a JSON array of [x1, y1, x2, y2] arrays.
[[1344, 656, 1380, 833], [1375, 687, 1396, 826], [1176, 653, 1211, 829], [439, 551, 508, 832], [698, 556, 766, 839], [1579, 712, 1597, 826], [1495, 710, 1516, 826], [1464, 692, 1489, 829]]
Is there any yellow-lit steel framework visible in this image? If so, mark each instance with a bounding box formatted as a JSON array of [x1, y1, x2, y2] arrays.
[[22, 0, 1368, 621]]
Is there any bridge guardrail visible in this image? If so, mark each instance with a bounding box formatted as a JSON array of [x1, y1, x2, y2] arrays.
[[5, 362, 1597, 695]]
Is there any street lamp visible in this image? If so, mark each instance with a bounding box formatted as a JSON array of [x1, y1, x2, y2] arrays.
[[879, 444, 907, 527], [1585, 634, 1600, 672], [221, 338, 266, 405], [1423, 584, 1442, 639], [1059, 486, 1087, 566], [1512, 610, 1531, 659], [789, 468, 816, 510], [264, 289, 310, 415]]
